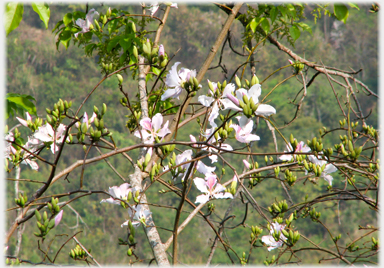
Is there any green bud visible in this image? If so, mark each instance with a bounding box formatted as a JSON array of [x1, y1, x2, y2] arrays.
[[133, 46, 138, 59], [235, 75, 241, 88], [117, 74, 124, 84], [102, 103, 107, 115], [35, 209, 42, 222], [127, 248, 132, 256], [251, 74, 259, 86]]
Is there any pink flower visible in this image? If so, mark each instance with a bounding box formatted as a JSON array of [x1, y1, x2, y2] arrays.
[[16, 112, 32, 127], [134, 113, 171, 144], [74, 9, 99, 38], [230, 116, 260, 143], [158, 44, 165, 57], [121, 204, 152, 228], [243, 159, 251, 169], [308, 155, 337, 186], [193, 174, 233, 204], [75, 112, 97, 128]]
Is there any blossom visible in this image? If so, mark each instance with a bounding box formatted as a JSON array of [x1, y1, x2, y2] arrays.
[[243, 159, 251, 169], [54, 210, 64, 227], [134, 113, 171, 144], [196, 160, 216, 175], [198, 81, 236, 126], [279, 141, 311, 161], [230, 116, 260, 143], [170, 150, 193, 181], [100, 183, 133, 205], [149, 2, 178, 16], [75, 112, 97, 128], [194, 174, 233, 204], [74, 9, 99, 38], [190, 131, 233, 163], [162, 62, 199, 101], [16, 112, 32, 127], [261, 222, 287, 251], [33, 123, 67, 154], [308, 155, 338, 185], [121, 204, 152, 228], [226, 84, 276, 116]]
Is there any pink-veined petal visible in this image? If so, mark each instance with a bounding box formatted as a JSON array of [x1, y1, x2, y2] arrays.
[[151, 113, 163, 132], [255, 104, 276, 116], [248, 84, 262, 103], [161, 87, 182, 101], [198, 95, 215, 107], [165, 62, 182, 88]]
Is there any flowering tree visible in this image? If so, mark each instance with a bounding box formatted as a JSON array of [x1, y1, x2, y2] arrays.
[[5, 2, 379, 266]]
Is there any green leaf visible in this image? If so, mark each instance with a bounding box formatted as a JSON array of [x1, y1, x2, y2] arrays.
[[107, 37, 121, 52], [59, 30, 72, 49], [334, 4, 349, 24], [63, 13, 73, 26], [269, 6, 277, 24], [5, 3, 24, 36], [32, 3, 50, 29], [285, 4, 296, 18], [152, 67, 161, 76], [52, 20, 63, 33], [289, 25, 301, 41], [260, 18, 270, 34], [297, 22, 312, 35], [277, 6, 287, 18], [348, 3, 359, 10], [249, 18, 257, 33], [119, 37, 131, 52], [6, 93, 36, 119]]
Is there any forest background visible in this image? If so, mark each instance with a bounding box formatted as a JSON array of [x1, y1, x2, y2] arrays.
[[3, 2, 380, 266]]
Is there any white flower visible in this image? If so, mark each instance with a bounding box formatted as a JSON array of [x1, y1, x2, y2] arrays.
[[170, 150, 193, 181], [100, 183, 134, 206], [198, 81, 236, 126], [162, 62, 199, 101], [33, 123, 67, 154], [134, 113, 171, 144], [308, 155, 338, 186], [54, 210, 64, 227], [74, 9, 99, 38], [261, 222, 287, 251], [149, 2, 178, 16], [194, 174, 233, 204], [230, 116, 260, 143], [121, 204, 152, 228], [226, 84, 276, 116], [279, 141, 311, 161]]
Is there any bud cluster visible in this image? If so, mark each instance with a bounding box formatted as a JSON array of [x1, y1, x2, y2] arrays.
[[149, 162, 162, 182], [47, 197, 61, 215], [268, 200, 289, 217], [34, 209, 56, 239], [289, 60, 305, 74], [137, 150, 152, 171], [307, 137, 323, 154], [46, 99, 72, 126], [302, 159, 325, 177], [284, 169, 297, 186], [155, 136, 175, 158], [309, 207, 321, 222], [214, 121, 233, 142], [5, 258, 20, 266], [69, 244, 89, 260], [371, 237, 379, 250], [281, 229, 300, 246], [362, 124, 378, 140], [240, 252, 247, 265], [263, 255, 276, 266], [249, 225, 263, 246], [238, 92, 259, 118], [14, 192, 28, 208], [207, 202, 215, 212], [142, 40, 168, 68], [334, 135, 362, 161]]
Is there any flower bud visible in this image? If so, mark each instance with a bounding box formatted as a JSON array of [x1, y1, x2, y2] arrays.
[[251, 74, 259, 86], [117, 74, 123, 84], [235, 75, 241, 88]]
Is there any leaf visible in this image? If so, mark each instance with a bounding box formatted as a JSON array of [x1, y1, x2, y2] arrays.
[[249, 18, 257, 33], [152, 67, 161, 76], [334, 4, 349, 24], [32, 3, 50, 29], [6, 93, 36, 119], [59, 30, 72, 49], [289, 25, 301, 41], [277, 6, 287, 18], [5, 3, 24, 36], [119, 37, 131, 52], [52, 20, 63, 33], [107, 37, 121, 52], [260, 18, 270, 34], [63, 13, 73, 26], [269, 6, 277, 24], [285, 4, 296, 18], [297, 22, 312, 35], [348, 3, 360, 10]]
